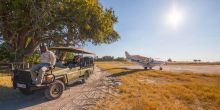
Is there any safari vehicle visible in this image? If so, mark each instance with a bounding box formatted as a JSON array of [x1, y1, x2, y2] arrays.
[[12, 47, 95, 100]]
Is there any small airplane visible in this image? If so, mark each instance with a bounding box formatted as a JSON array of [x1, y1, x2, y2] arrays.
[[125, 51, 165, 70]]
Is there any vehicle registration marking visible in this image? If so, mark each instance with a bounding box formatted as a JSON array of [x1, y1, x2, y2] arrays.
[[17, 83, 26, 88]]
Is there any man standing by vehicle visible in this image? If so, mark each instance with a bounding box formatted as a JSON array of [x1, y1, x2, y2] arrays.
[[31, 45, 56, 86]]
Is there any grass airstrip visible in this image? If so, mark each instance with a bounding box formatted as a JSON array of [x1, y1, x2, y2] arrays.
[[93, 61, 220, 110]]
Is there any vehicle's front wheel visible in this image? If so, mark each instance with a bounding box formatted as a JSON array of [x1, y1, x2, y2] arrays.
[[19, 88, 33, 95], [44, 80, 65, 100]]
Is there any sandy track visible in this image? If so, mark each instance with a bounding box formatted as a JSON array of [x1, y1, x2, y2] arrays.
[[0, 67, 116, 110]]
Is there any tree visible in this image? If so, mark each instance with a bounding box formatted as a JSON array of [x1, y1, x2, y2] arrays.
[[193, 59, 201, 63], [0, 0, 119, 61], [102, 56, 114, 61], [167, 58, 172, 62], [115, 57, 125, 61]]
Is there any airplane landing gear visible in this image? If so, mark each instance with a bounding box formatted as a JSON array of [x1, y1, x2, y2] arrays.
[[159, 67, 163, 70], [144, 67, 153, 70]]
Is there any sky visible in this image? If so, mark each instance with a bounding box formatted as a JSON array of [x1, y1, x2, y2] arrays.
[[86, 0, 220, 61]]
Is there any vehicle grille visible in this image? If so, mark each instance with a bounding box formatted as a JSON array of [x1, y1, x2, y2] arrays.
[[13, 69, 32, 83]]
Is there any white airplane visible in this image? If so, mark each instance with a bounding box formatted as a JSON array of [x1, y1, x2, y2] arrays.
[[125, 51, 165, 70]]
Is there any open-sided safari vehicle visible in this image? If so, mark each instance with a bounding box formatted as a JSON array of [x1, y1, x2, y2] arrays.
[[12, 47, 95, 100]]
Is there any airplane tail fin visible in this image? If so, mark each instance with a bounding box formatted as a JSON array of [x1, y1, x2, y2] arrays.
[[125, 51, 130, 59]]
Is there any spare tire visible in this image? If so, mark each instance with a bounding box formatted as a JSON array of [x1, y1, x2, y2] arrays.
[[44, 80, 65, 100]]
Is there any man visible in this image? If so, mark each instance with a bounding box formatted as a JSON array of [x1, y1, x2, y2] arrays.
[[67, 55, 81, 67], [31, 45, 56, 86], [72, 55, 81, 66]]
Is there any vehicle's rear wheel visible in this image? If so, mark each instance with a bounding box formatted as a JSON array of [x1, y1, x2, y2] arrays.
[[81, 78, 86, 83], [159, 67, 163, 70], [81, 72, 89, 83], [44, 80, 65, 100], [19, 88, 33, 95], [86, 72, 90, 79], [144, 67, 148, 70], [89, 70, 93, 75]]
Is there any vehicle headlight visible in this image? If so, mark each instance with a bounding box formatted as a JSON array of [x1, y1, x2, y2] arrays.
[[46, 74, 55, 83]]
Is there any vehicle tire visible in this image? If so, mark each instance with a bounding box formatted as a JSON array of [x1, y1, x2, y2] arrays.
[[81, 78, 86, 84], [160, 67, 163, 70], [149, 67, 152, 70], [88, 70, 93, 75], [81, 74, 87, 84], [44, 80, 65, 100], [90, 70, 94, 74], [81, 75, 87, 83], [86, 72, 90, 79], [19, 88, 33, 95]]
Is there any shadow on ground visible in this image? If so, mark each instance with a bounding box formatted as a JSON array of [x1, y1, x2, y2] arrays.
[[0, 86, 18, 99], [0, 85, 48, 110], [96, 67, 130, 72], [99, 67, 146, 77], [0, 81, 83, 110], [108, 69, 146, 77]]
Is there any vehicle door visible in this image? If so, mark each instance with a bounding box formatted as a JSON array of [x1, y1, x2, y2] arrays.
[[67, 66, 81, 82]]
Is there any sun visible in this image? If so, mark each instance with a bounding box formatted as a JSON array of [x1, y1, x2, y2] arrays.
[[166, 5, 183, 29]]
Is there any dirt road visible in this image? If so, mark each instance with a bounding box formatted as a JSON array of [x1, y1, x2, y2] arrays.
[[122, 65, 220, 74], [0, 67, 116, 110]]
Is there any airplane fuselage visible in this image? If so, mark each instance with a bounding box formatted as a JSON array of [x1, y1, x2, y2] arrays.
[[125, 51, 165, 70]]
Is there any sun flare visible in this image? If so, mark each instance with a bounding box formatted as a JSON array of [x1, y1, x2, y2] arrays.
[[166, 5, 183, 29]]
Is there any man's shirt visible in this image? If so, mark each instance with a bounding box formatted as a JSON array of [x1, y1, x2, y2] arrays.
[[40, 51, 56, 66]]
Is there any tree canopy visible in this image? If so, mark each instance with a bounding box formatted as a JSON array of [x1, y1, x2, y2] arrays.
[[0, 0, 119, 61]]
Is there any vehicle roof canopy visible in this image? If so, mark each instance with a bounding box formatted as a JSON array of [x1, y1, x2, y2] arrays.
[[50, 47, 95, 55]]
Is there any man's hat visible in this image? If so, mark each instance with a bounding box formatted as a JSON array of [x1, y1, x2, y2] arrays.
[[40, 44, 48, 49]]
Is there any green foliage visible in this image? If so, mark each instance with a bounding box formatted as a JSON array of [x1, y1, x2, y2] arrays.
[[0, 42, 41, 63], [0, 42, 12, 62], [96, 56, 114, 61], [96, 56, 126, 61], [0, 0, 119, 61], [63, 52, 75, 61], [115, 57, 126, 61], [167, 58, 172, 62], [26, 51, 40, 64], [0, 42, 23, 62]]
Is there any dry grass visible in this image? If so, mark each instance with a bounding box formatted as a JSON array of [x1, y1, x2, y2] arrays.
[[0, 74, 12, 88], [0, 74, 18, 99], [93, 61, 220, 110]]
